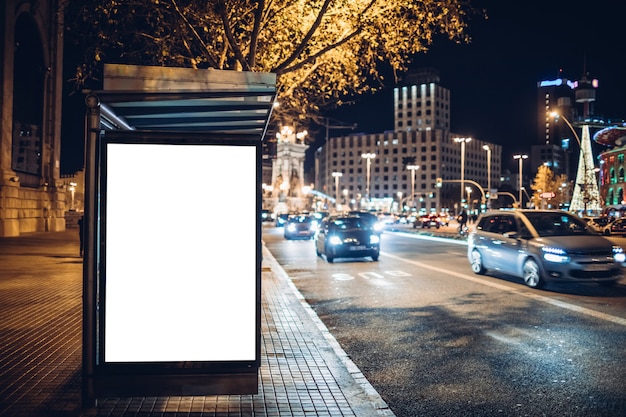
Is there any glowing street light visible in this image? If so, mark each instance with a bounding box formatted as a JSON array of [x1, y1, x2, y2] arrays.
[[454, 137, 472, 208], [482, 145, 491, 209], [406, 164, 419, 208], [361, 152, 376, 204], [513, 154, 528, 207]]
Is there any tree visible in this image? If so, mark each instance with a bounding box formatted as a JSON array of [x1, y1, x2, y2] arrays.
[[65, 0, 481, 129], [530, 165, 571, 210]]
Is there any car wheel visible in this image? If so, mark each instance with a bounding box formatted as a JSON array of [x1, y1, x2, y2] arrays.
[[325, 252, 334, 263], [371, 253, 379, 261], [604, 230, 611, 236], [470, 250, 486, 275], [522, 258, 543, 288], [316, 246, 321, 257]]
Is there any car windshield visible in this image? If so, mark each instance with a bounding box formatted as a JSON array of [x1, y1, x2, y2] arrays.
[[524, 212, 592, 237], [290, 215, 312, 223], [330, 218, 368, 230]]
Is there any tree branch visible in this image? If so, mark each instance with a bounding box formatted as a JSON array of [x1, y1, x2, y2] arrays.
[[273, 0, 333, 73], [170, 0, 219, 68], [273, 0, 377, 74], [275, 28, 361, 75], [217, 0, 251, 71], [248, 0, 265, 67]]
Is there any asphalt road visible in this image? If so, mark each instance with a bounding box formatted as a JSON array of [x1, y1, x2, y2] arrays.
[[263, 225, 626, 417]]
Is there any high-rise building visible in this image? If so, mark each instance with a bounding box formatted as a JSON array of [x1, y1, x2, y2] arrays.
[[394, 68, 450, 132], [315, 69, 501, 214], [533, 76, 575, 176]]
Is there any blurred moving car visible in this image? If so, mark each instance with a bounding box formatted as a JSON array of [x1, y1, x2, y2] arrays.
[[315, 215, 380, 263], [602, 217, 626, 236], [378, 212, 396, 228], [467, 210, 624, 288], [261, 209, 274, 222], [276, 213, 290, 227], [582, 216, 614, 233], [284, 215, 317, 239], [419, 214, 443, 229]]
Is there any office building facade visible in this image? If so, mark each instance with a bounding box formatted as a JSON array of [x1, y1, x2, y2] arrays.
[[315, 69, 501, 215]]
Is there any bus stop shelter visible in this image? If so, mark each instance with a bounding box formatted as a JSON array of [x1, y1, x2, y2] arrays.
[[81, 64, 276, 406]]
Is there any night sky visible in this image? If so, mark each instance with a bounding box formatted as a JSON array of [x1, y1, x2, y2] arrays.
[[323, 0, 626, 172], [60, 0, 626, 175]]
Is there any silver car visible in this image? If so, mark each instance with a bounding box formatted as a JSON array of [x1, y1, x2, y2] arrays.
[[467, 210, 625, 288]]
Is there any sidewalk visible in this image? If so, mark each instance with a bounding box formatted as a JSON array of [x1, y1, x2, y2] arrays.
[[0, 230, 394, 417]]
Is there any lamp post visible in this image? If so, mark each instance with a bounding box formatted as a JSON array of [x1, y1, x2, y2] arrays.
[[406, 164, 419, 208], [513, 154, 528, 208], [361, 152, 376, 206], [454, 137, 472, 209], [482, 145, 491, 210], [466, 187, 473, 213], [332, 171, 343, 211], [550, 111, 598, 214]]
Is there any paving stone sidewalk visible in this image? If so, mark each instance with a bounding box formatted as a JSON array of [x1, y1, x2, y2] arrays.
[[0, 230, 393, 417]]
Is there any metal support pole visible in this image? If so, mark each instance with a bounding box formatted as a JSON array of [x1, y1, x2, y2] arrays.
[[82, 94, 100, 408]]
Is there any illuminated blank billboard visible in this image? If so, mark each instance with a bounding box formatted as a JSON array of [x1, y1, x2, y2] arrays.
[[101, 140, 258, 363]]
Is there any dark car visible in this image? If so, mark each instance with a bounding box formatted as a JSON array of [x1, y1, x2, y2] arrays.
[[315, 215, 380, 263], [275, 213, 290, 227], [467, 210, 625, 288], [603, 218, 626, 236], [284, 215, 317, 239]]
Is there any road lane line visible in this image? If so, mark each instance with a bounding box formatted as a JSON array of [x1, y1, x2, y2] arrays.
[[381, 251, 626, 327]]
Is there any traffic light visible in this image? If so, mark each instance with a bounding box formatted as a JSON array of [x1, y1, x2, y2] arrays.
[[436, 177, 443, 188]]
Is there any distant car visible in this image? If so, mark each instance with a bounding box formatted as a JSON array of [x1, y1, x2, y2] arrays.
[[284, 215, 317, 239], [603, 218, 626, 236], [467, 210, 624, 288], [582, 216, 614, 233], [315, 215, 380, 263], [276, 213, 290, 227], [261, 209, 273, 222], [420, 214, 442, 229], [378, 212, 396, 228]]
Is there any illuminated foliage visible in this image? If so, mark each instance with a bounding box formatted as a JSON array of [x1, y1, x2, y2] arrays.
[[531, 165, 571, 209], [66, 0, 481, 128]]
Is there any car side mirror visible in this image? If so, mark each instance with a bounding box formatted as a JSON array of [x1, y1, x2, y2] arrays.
[[503, 231, 518, 239]]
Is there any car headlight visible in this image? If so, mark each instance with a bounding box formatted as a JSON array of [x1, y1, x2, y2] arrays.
[[373, 222, 384, 232], [370, 234, 380, 244], [613, 246, 626, 263], [542, 246, 570, 263], [328, 235, 343, 245], [286, 224, 296, 232]]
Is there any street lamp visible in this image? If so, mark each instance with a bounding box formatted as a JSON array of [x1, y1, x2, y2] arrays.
[[466, 187, 473, 213], [406, 164, 419, 208], [454, 137, 472, 208], [361, 152, 376, 206], [513, 154, 528, 208], [550, 111, 598, 214], [482, 145, 491, 210], [332, 171, 343, 211]]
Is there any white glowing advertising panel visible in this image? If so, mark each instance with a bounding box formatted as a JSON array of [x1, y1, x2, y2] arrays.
[[102, 141, 258, 363]]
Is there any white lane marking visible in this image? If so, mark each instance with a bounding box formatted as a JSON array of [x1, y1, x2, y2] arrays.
[[390, 231, 468, 245], [381, 251, 626, 327]]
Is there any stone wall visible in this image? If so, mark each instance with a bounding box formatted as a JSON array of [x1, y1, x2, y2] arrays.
[[0, 180, 67, 236]]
